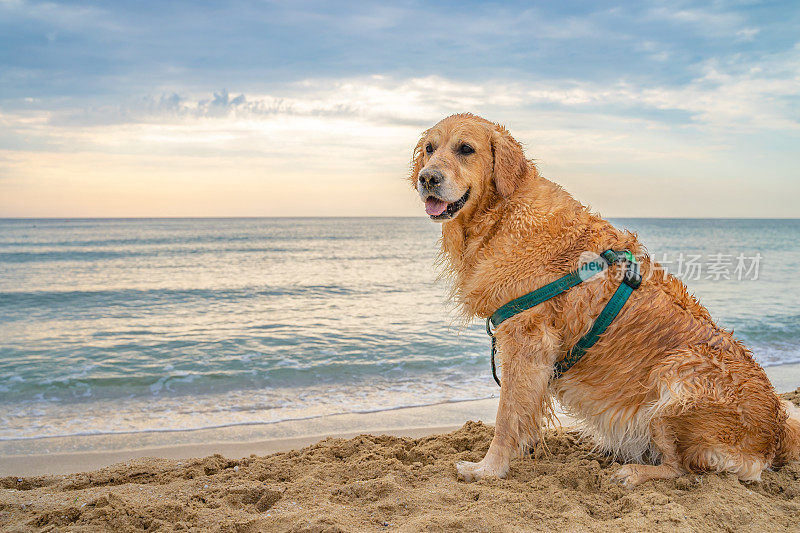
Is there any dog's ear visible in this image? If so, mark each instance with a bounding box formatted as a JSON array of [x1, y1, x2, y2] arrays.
[[408, 133, 428, 188], [491, 126, 529, 197]]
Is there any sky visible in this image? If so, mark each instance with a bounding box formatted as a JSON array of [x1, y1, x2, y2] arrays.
[[0, 0, 798, 218]]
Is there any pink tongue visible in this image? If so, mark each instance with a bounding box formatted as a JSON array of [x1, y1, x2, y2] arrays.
[[425, 198, 448, 216]]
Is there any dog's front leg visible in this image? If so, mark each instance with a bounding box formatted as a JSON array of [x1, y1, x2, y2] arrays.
[[457, 318, 558, 482]]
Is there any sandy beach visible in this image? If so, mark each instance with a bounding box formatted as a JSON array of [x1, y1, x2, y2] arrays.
[[1, 388, 798, 532], [3, 0, 800, 527]]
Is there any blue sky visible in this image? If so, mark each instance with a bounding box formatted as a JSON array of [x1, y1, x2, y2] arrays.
[[1, 0, 798, 217]]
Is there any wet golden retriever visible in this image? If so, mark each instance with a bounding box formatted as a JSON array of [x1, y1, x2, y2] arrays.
[[409, 113, 800, 486]]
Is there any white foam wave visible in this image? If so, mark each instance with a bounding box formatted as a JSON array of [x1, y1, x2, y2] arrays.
[[0, 395, 496, 442]]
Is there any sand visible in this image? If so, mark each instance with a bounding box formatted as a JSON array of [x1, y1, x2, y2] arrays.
[[2, 391, 800, 532], [0, 426, 473, 478]]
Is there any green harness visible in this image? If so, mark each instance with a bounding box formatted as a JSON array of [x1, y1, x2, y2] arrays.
[[486, 250, 641, 386]]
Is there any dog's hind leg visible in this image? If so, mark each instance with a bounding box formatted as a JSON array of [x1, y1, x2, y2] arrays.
[[457, 316, 558, 482], [612, 417, 686, 488], [614, 346, 780, 487]]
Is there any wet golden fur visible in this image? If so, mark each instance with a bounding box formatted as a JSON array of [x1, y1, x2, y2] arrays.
[[409, 113, 800, 486]]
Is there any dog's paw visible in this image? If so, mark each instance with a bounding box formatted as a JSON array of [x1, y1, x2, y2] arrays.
[[611, 464, 645, 488], [455, 460, 505, 482]]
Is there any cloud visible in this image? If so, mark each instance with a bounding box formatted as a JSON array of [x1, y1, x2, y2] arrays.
[[0, 0, 118, 32], [3, 0, 792, 104], [4, 39, 797, 149], [736, 27, 760, 41], [645, 5, 747, 36], [1, 54, 797, 190], [1, 1, 798, 216]]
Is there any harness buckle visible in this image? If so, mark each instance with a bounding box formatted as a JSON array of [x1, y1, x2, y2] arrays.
[[600, 249, 620, 265], [623, 262, 642, 289], [485, 317, 495, 337]]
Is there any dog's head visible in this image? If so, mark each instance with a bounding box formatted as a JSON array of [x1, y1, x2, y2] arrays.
[[410, 113, 530, 221]]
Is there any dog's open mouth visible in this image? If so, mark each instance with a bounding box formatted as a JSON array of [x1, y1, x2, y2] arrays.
[[425, 189, 470, 220]]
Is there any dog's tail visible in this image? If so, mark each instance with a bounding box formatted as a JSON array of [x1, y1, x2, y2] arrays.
[[776, 399, 800, 464]]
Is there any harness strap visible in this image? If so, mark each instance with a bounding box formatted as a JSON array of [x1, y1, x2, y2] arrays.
[[553, 273, 636, 378], [489, 253, 613, 329], [488, 250, 640, 386]]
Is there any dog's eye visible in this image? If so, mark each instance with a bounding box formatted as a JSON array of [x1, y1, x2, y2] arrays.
[[459, 144, 474, 155], [425, 143, 433, 154]]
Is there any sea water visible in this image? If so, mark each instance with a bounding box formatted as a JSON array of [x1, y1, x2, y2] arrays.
[[1, 218, 798, 448]]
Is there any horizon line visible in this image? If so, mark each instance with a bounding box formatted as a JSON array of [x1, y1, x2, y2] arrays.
[[1, 216, 799, 221]]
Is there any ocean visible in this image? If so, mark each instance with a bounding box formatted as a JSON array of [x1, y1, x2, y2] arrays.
[[1, 218, 799, 450]]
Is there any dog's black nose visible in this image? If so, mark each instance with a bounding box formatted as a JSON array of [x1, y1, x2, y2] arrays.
[[419, 169, 443, 188]]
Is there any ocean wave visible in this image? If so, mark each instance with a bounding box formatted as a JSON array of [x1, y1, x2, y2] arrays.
[[761, 357, 800, 368], [0, 246, 316, 263], [0, 383, 495, 442], [0, 352, 490, 402], [0, 393, 496, 442], [0, 284, 359, 310]]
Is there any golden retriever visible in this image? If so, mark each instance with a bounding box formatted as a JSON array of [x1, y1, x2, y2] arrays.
[[409, 113, 800, 486]]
